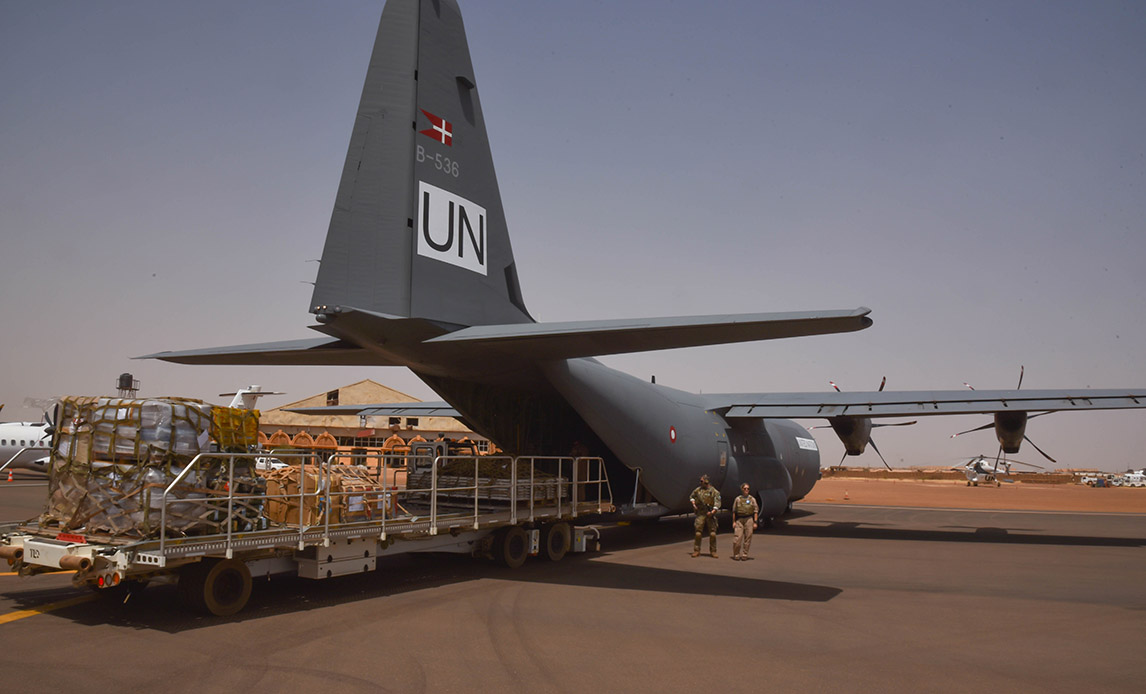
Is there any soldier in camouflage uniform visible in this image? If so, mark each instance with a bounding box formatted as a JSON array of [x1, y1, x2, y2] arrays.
[[731, 483, 759, 560], [690, 474, 721, 557]]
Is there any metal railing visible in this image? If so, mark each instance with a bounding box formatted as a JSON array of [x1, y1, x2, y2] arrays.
[[153, 451, 611, 560]]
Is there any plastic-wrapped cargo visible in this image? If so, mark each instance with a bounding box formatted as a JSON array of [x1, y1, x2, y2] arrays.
[[39, 396, 265, 538]]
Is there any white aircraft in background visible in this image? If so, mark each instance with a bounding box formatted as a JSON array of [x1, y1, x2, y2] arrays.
[[218, 385, 283, 410], [959, 455, 1044, 487], [0, 413, 53, 473], [219, 386, 289, 471]]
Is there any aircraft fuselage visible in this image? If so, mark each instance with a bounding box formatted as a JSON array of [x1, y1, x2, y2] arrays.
[[418, 355, 819, 517]]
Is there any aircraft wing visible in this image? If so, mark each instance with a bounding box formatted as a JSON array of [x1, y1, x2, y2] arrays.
[[144, 308, 871, 367], [424, 307, 873, 360], [138, 337, 396, 366], [286, 401, 461, 417], [707, 389, 1146, 418]]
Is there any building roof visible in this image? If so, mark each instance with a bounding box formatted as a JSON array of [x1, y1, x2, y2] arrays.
[[259, 379, 469, 433]]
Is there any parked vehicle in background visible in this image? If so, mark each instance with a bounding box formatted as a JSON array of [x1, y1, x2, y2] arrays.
[[1119, 471, 1145, 487]]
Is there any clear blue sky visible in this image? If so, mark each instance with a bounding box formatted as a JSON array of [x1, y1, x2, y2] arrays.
[[2, 1, 1144, 471]]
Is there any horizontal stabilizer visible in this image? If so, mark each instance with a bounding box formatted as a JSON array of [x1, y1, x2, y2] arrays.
[[712, 389, 1146, 419], [424, 308, 873, 360], [138, 337, 395, 366], [287, 401, 460, 417]]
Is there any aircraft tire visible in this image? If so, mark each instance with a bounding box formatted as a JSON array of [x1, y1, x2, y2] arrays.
[[495, 526, 529, 569], [182, 558, 252, 616], [541, 522, 570, 562]]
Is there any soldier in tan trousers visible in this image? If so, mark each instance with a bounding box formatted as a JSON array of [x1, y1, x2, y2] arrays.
[[731, 483, 759, 560]]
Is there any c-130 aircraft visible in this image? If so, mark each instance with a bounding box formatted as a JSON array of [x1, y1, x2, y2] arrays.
[[146, 0, 1146, 521]]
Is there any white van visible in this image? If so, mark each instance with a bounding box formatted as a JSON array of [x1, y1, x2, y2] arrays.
[[1120, 472, 1146, 487]]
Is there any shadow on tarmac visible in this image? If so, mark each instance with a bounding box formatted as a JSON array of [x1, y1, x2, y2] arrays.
[[0, 516, 838, 632], [774, 516, 1145, 547], [12, 505, 1139, 630]]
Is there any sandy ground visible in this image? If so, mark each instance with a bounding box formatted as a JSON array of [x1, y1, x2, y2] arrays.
[[803, 477, 1146, 513]]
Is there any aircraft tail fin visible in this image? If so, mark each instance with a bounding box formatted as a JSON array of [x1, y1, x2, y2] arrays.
[[310, 0, 531, 329], [219, 386, 285, 411]]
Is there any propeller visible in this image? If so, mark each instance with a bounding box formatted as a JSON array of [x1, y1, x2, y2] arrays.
[[817, 377, 916, 471], [43, 403, 58, 436], [952, 366, 1057, 464]]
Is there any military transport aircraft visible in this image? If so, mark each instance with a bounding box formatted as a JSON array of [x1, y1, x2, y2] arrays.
[[144, 0, 1146, 521]]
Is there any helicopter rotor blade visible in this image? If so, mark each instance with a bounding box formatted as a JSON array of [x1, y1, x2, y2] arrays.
[[1008, 459, 1046, 470]]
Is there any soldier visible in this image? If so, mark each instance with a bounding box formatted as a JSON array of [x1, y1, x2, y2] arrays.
[[731, 483, 759, 560], [689, 474, 721, 557]]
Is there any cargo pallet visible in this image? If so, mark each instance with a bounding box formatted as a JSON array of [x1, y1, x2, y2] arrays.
[[1, 451, 613, 616]]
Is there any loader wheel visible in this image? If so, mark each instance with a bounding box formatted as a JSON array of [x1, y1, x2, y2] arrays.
[[495, 526, 529, 569], [181, 558, 251, 616], [541, 522, 570, 562]]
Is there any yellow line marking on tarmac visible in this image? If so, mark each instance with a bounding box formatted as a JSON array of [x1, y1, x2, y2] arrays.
[[0, 594, 96, 625], [0, 571, 75, 577]]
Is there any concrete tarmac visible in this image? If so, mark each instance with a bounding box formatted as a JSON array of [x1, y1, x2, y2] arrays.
[[0, 490, 1143, 693]]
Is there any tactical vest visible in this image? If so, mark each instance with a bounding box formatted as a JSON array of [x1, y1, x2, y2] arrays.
[[734, 495, 757, 517], [692, 486, 720, 513]]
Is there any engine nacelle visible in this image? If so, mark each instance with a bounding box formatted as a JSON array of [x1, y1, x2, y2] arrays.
[[994, 411, 1028, 454], [829, 416, 872, 455]]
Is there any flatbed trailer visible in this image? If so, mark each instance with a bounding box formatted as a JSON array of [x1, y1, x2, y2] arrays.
[[0, 452, 613, 615]]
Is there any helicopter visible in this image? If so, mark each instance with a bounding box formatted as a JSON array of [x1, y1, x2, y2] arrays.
[[958, 455, 1044, 487]]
